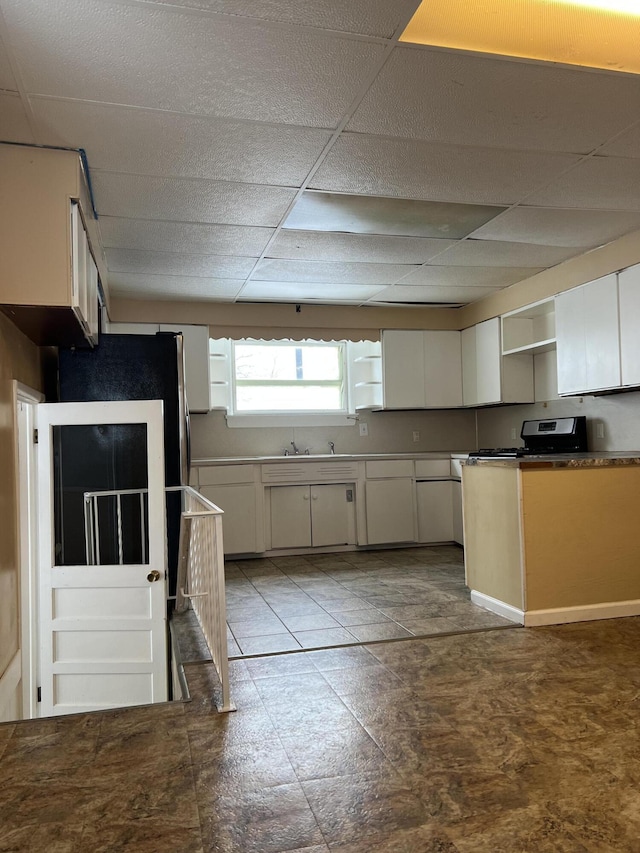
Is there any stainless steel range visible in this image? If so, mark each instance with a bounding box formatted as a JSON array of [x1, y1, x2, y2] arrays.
[[469, 416, 588, 459]]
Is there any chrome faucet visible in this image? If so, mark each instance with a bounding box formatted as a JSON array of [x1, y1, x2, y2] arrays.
[[328, 441, 335, 455], [290, 440, 300, 455]]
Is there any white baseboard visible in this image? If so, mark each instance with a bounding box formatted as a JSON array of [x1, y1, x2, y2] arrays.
[[471, 591, 640, 627], [470, 591, 524, 625], [523, 599, 640, 627]]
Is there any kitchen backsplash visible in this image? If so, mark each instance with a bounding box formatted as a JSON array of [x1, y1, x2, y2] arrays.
[[190, 408, 478, 459]]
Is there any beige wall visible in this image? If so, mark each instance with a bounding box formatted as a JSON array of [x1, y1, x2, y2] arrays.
[[190, 407, 477, 459], [0, 313, 44, 715]]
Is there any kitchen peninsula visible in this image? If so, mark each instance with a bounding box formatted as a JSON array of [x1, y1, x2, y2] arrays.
[[463, 453, 640, 627]]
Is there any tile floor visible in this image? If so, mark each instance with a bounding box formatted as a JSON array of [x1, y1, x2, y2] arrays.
[[5, 617, 640, 851], [175, 546, 516, 661]]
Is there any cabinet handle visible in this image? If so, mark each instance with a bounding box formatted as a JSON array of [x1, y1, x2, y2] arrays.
[[303, 493, 310, 500], [312, 494, 318, 500]]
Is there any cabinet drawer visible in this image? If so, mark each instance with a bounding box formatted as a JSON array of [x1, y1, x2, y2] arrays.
[[414, 459, 450, 479], [198, 465, 256, 486], [365, 460, 414, 479], [262, 461, 358, 483]]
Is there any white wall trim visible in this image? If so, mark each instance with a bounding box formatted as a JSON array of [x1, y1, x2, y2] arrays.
[[0, 650, 22, 722], [470, 590, 524, 625], [523, 599, 640, 627]]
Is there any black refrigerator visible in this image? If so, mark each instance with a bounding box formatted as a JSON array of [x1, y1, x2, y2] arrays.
[[58, 332, 190, 598]]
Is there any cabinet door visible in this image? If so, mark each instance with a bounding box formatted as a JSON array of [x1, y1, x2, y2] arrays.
[[584, 274, 620, 392], [461, 326, 478, 406], [311, 484, 356, 547], [200, 483, 258, 555], [423, 331, 463, 407], [619, 265, 640, 386], [556, 286, 586, 395], [475, 318, 501, 405], [416, 481, 454, 543], [382, 330, 425, 408], [365, 479, 415, 545], [270, 486, 312, 549], [452, 481, 463, 545], [160, 324, 211, 413]]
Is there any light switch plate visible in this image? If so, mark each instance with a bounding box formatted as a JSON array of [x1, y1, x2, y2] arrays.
[[359, 422, 368, 436]]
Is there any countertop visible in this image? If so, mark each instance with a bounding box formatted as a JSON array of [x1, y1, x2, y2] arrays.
[[192, 451, 471, 466], [465, 451, 640, 469]]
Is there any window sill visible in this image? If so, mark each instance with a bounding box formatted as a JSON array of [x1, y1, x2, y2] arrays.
[[225, 413, 357, 429]]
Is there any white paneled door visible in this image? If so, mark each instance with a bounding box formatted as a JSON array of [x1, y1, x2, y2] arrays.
[[36, 400, 167, 717]]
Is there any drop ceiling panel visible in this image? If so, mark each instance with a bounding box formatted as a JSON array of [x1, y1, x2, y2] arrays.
[[238, 281, 384, 301], [310, 135, 582, 205], [470, 207, 640, 248], [371, 285, 499, 304], [2, 0, 385, 127], [31, 98, 332, 185], [525, 156, 640, 211], [432, 240, 579, 268], [141, 0, 422, 38], [283, 190, 503, 238], [400, 265, 540, 288], [0, 33, 16, 89], [594, 125, 640, 159], [269, 230, 456, 263], [99, 218, 274, 257], [0, 93, 35, 142], [105, 249, 257, 279], [252, 258, 417, 285], [347, 46, 640, 153], [91, 172, 297, 226], [109, 273, 244, 301]]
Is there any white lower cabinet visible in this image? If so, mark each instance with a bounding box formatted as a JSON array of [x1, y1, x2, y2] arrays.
[[365, 478, 415, 545], [452, 481, 463, 546], [200, 483, 259, 555], [416, 480, 454, 543], [270, 484, 356, 549]]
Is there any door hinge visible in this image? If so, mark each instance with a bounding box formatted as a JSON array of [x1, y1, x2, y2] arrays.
[[33, 428, 39, 444], [37, 686, 41, 702]]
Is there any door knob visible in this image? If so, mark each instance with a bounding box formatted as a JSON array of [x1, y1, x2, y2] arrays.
[[147, 569, 161, 583]]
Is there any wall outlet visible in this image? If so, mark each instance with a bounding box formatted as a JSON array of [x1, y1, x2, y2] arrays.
[[412, 430, 420, 443], [596, 422, 605, 440], [510, 427, 517, 441], [359, 422, 368, 437]]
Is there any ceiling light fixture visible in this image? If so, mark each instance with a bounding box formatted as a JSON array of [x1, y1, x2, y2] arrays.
[[400, 0, 640, 74]]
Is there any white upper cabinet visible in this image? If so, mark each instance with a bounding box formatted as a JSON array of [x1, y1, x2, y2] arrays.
[[462, 318, 533, 406], [618, 265, 640, 388], [382, 330, 462, 408], [556, 274, 620, 395]]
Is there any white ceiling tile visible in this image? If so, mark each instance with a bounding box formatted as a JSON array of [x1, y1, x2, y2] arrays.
[[284, 191, 504, 238], [0, 32, 16, 89], [310, 135, 581, 205], [252, 259, 417, 285], [370, 285, 499, 304], [31, 98, 331, 185], [525, 156, 640, 211], [599, 124, 640, 158], [470, 207, 640, 248], [139, 0, 421, 38], [0, 93, 35, 142], [347, 47, 640, 153], [432, 240, 580, 268], [268, 230, 456, 263], [108, 272, 244, 300], [238, 281, 384, 301], [105, 248, 256, 279], [99, 217, 273, 256], [399, 266, 540, 288], [3, 0, 385, 127], [91, 172, 296, 226]]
